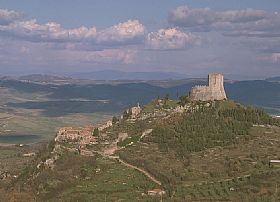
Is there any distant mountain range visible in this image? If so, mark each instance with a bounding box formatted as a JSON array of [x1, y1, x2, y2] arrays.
[[17, 72, 280, 82], [18, 74, 72, 82], [1, 77, 279, 116], [266, 76, 280, 82], [69, 70, 186, 80]]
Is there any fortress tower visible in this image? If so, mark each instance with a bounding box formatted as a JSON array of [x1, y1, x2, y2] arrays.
[[190, 73, 227, 101]]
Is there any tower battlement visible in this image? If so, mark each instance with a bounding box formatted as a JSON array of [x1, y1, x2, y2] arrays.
[[190, 73, 227, 101]]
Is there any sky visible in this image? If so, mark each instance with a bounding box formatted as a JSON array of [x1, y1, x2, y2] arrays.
[[0, 0, 279, 79]]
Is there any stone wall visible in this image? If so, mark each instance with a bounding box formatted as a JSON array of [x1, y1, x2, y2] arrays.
[[190, 73, 227, 101]]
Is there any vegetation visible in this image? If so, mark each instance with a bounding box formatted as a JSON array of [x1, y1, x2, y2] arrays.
[[148, 101, 276, 156], [2, 149, 156, 201], [142, 97, 178, 113], [178, 95, 191, 106], [122, 109, 132, 120], [92, 128, 99, 136], [112, 116, 119, 124], [117, 100, 280, 201]]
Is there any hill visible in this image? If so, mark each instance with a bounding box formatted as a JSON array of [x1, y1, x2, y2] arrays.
[[70, 70, 186, 80], [266, 76, 280, 82], [225, 80, 280, 115], [1, 99, 280, 201], [18, 74, 72, 83]]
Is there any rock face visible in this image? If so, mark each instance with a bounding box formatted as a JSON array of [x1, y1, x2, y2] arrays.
[[190, 73, 227, 101]]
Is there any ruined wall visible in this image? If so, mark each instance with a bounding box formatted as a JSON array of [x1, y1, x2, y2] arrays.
[[190, 73, 227, 101]]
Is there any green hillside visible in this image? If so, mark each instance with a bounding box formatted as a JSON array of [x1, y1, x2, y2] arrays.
[[2, 98, 280, 201]]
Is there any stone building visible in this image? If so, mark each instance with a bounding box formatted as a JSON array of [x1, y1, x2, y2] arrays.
[[190, 73, 227, 101], [130, 103, 141, 118], [97, 120, 113, 131]]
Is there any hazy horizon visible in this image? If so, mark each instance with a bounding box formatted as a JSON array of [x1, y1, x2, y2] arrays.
[[0, 69, 277, 81]]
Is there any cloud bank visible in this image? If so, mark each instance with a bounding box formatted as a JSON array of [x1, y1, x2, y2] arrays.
[[169, 5, 280, 37], [0, 18, 145, 45], [0, 8, 199, 51], [0, 8, 22, 25]]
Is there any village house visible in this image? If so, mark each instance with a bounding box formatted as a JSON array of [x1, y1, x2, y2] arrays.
[[55, 119, 116, 145], [55, 126, 96, 145], [97, 120, 113, 131]]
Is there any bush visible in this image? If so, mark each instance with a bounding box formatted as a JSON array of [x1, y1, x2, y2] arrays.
[[92, 128, 99, 136], [112, 116, 119, 124]]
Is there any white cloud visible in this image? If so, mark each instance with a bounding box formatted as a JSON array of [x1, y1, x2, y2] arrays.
[[96, 20, 145, 45], [0, 13, 145, 48], [168, 5, 280, 37], [0, 19, 97, 42], [169, 6, 266, 28], [0, 9, 22, 25], [146, 28, 199, 50], [0, 10, 145, 67]]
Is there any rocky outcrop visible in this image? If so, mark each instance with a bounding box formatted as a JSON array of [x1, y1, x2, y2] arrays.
[[190, 73, 227, 101]]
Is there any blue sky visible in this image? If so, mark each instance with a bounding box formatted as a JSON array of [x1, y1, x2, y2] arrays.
[[0, 0, 279, 78]]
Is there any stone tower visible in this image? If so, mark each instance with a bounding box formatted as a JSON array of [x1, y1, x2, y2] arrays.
[[208, 73, 227, 100], [190, 73, 227, 101]]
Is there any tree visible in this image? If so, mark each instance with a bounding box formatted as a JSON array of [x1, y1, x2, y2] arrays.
[[178, 95, 190, 106], [123, 109, 132, 120], [163, 93, 170, 107], [112, 116, 119, 124], [164, 93, 169, 101], [92, 128, 99, 136]]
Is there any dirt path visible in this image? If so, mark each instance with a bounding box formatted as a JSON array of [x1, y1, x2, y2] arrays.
[[80, 129, 162, 186], [140, 129, 153, 140], [116, 157, 162, 186], [112, 129, 162, 186], [102, 132, 128, 156]]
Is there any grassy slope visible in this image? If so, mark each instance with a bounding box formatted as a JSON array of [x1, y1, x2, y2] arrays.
[[2, 151, 157, 202], [116, 100, 280, 201]]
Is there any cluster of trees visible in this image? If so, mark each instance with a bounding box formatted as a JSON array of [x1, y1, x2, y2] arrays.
[[178, 95, 190, 106], [218, 107, 273, 124], [92, 128, 99, 136], [112, 116, 119, 124], [122, 109, 132, 120], [148, 103, 276, 157]]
